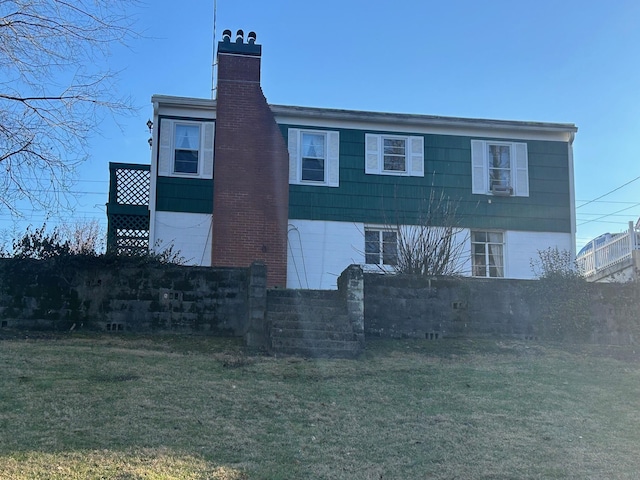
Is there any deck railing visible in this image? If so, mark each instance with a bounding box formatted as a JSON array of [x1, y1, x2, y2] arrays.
[[577, 221, 639, 277]]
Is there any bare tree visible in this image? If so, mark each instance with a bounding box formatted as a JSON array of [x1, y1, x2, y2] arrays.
[[58, 219, 105, 254], [386, 188, 469, 276], [0, 0, 139, 215]]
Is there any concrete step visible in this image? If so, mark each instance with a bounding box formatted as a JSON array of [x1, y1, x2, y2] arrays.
[[271, 336, 359, 349], [266, 288, 362, 359], [270, 336, 360, 354], [270, 327, 358, 341], [267, 289, 340, 300], [267, 311, 349, 324], [267, 297, 341, 310], [271, 345, 360, 359], [268, 318, 353, 333]]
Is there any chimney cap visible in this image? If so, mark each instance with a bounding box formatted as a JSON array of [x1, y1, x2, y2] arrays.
[[217, 28, 261, 56]]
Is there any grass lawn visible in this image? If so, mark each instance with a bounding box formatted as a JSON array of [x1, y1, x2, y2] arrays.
[[1, 333, 640, 479]]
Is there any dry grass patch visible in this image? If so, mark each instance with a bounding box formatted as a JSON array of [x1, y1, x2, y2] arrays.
[[2, 334, 640, 479], [0, 449, 247, 479]]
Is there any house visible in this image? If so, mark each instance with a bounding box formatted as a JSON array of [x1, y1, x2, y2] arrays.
[[576, 220, 640, 282], [107, 30, 578, 289]]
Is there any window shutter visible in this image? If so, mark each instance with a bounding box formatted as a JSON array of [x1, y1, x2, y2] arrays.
[[514, 142, 529, 197], [288, 128, 299, 184], [365, 134, 380, 174], [327, 131, 340, 187], [471, 140, 486, 194], [158, 119, 173, 177], [202, 122, 215, 179], [409, 136, 424, 177]]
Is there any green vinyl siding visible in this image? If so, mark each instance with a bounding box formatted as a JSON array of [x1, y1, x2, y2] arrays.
[[282, 125, 572, 233], [156, 176, 213, 213]]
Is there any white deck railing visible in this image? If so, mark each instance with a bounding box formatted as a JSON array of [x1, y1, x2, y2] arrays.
[[577, 221, 639, 277]]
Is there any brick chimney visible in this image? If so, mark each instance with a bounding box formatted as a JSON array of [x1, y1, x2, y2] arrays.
[[212, 30, 289, 288]]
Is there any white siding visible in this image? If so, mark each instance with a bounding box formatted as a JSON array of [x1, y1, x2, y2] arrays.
[[287, 220, 473, 289], [152, 212, 213, 266], [286, 221, 573, 288], [287, 220, 365, 289], [505, 231, 573, 279]]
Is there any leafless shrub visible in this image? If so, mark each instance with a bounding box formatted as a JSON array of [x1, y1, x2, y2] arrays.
[[394, 189, 468, 276]]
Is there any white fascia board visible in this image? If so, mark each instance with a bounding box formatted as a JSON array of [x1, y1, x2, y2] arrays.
[[152, 95, 217, 120], [270, 104, 577, 143], [148, 94, 577, 142]]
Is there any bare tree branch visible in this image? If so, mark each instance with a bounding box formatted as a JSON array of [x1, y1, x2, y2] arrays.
[[385, 184, 470, 276], [0, 0, 140, 217]]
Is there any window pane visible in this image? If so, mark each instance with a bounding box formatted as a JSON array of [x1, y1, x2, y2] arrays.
[[471, 231, 504, 278], [301, 158, 325, 181], [174, 150, 198, 174], [365, 230, 381, 265], [365, 230, 397, 265], [365, 231, 380, 263], [175, 125, 200, 150], [301, 133, 325, 182], [488, 144, 511, 189], [383, 139, 405, 155], [383, 155, 406, 171], [472, 243, 486, 256], [302, 133, 325, 158], [472, 232, 486, 243], [472, 256, 486, 277], [383, 138, 406, 172], [488, 232, 503, 243], [382, 231, 397, 265], [489, 145, 510, 168]]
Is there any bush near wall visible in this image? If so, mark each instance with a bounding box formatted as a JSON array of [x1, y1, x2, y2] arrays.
[[0, 257, 249, 335]]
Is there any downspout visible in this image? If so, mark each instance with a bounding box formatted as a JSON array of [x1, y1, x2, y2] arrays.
[[148, 100, 160, 253], [567, 131, 577, 261]]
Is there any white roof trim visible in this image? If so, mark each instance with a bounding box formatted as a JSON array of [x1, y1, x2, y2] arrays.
[[151, 95, 577, 140]]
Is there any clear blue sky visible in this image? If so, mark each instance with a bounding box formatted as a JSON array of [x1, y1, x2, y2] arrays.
[[3, 0, 640, 252]]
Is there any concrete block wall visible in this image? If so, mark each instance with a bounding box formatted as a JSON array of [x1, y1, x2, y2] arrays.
[[364, 273, 640, 344], [1, 259, 639, 348], [0, 258, 252, 334]]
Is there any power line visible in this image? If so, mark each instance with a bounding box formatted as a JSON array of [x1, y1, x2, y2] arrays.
[[579, 221, 635, 227], [578, 212, 640, 217], [577, 202, 640, 226], [576, 200, 640, 205], [576, 175, 640, 209]]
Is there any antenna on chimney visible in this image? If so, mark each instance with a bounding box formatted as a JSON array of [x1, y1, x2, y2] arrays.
[[211, 0, 217, 99]]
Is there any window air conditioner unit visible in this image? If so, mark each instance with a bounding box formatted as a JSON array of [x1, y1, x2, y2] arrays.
[[490, 185, 513, 196]]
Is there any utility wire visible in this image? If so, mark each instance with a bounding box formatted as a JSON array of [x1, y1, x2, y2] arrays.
[[577, 202, 640, 226], [577, 175, 640, 209], [576, 200, 640, 205]]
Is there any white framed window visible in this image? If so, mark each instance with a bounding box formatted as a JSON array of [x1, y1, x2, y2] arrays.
[[471, 231, 504, 278], [157, 118, 214, 179], [365, 228, 398, 266], [174, 124, 200, 174], [365, 134, 424, 177], [383, 136, 407, 173], [301, 132, 326, 182], [471, 140, 528, 197], [288, 128, 340, 187]]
